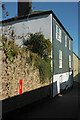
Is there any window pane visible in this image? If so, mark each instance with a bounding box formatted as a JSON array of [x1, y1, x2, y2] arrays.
[[59, 60, 62, 68], [57, 27, 59, 33], [59, 29, 61, 36], [65, 36, 67, 47], [59, 50, 62, 68], [69, 39, 71, 50], [69, 55, 71, 68], [57, 34, 59, 39], [56, 25, 62, 42]]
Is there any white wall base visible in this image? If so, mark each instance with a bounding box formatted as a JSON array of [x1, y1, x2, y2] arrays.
[[53, 72, 73, 97]]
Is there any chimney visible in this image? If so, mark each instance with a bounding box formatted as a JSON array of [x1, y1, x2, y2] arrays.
[[18, 0, 32, 17]]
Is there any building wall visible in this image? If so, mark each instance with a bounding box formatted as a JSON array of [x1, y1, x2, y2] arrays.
[[73, 52, 80, 82], [1, 14, 52, 45], [52, 18, 73, 97], [79, 58, 80, 83], [53, 18, 73, 74], [73, 53, 78, 77]]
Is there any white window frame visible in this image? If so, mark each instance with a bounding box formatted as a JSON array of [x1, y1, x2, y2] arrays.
[[69, 55, 71, 68], [56, 25, 62, 42], [59, 50, 62, 68], [69, 39, 71, 50], [65, 35, 67, 47]]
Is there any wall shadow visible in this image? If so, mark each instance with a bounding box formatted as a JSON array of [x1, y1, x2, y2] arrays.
[[53, 81, 58, 97], [2, 84, 51, 115], [73, 73, 80, 110], [60, 72, 73, 93], [73, 73, 80, 83], [73, 73, 80, 119]]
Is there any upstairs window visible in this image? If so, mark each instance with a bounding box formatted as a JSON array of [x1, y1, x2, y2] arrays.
[[59, 50, 62, 68], [69, 55, 71, 68], [69, 39, 71, 50], [65, 35, 67, 47], [56, 25, 62, 42]]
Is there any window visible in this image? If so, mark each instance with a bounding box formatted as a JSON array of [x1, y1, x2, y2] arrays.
[[56, 25, 62, 42], [69, 39, 71, 50], [59, 50, 62, 68], [65, 35, 67, 47], [69, 55, 71, 68]]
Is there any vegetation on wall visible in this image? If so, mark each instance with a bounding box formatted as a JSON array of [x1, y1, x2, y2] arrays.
[[26, 51, 52, 83], [2, 37, 19, 63], [23, 32, 52, 58], [1, 32, 52, 83], [23, 32, 52, 83]]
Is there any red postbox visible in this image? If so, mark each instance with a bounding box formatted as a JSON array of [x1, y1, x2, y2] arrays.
[[19, 79, 22, 95]]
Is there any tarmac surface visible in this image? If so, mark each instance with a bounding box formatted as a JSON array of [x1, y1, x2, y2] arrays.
[[2, 81, 79, 120]]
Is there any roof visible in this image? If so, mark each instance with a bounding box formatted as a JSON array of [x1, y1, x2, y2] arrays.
[[1, 10, 73, 40]]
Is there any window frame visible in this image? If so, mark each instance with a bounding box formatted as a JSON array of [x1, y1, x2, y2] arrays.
[[69, 55, 71, 68], [59, 50, 62, 68], [56, 24, 62, 42], [65, 35, 67, 47], [69, 38, 71, 50]]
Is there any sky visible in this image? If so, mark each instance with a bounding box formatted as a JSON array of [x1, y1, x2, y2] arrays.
[[0, 1, 79, 57], [0, 2, 17, 20], [32, 2, 78, 57]]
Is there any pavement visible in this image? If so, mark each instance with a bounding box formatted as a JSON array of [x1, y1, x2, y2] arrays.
[[2, 81, 79, 120]]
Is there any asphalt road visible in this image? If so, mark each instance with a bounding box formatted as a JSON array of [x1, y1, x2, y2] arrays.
[[2, 81, 79, 119]]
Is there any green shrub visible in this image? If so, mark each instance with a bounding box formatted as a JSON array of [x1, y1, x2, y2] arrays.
[[2, 37, 19, 62], [37, 58, 52, 83], [23, 32, 52, 58], [23, 32, 52, 83], [26, 51, 52, 83]]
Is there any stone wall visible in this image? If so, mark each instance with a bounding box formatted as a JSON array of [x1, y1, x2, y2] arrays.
[[0, 48, 2, 100], [73, 52, 78, 77], [0, 43, 50, 100], [73, 52, 80, 82]]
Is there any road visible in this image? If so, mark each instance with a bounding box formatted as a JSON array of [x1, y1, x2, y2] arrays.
[[2, 81, 79, 119]]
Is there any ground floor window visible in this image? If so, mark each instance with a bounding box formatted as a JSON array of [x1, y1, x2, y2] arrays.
[[69, 55, 71, 68]]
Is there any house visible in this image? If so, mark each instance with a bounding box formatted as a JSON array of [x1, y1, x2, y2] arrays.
[[1, 10, 73, 95], [0, 2, 73, 114], [73, 52, 80, 83]]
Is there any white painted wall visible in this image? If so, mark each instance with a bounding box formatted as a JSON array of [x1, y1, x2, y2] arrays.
[[53, 71, 73, 97], [2, 14, 52, 46]]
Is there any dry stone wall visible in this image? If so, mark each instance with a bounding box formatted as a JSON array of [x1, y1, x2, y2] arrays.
[[0, 45, 50, 100], [0, 48, 2, 100]]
